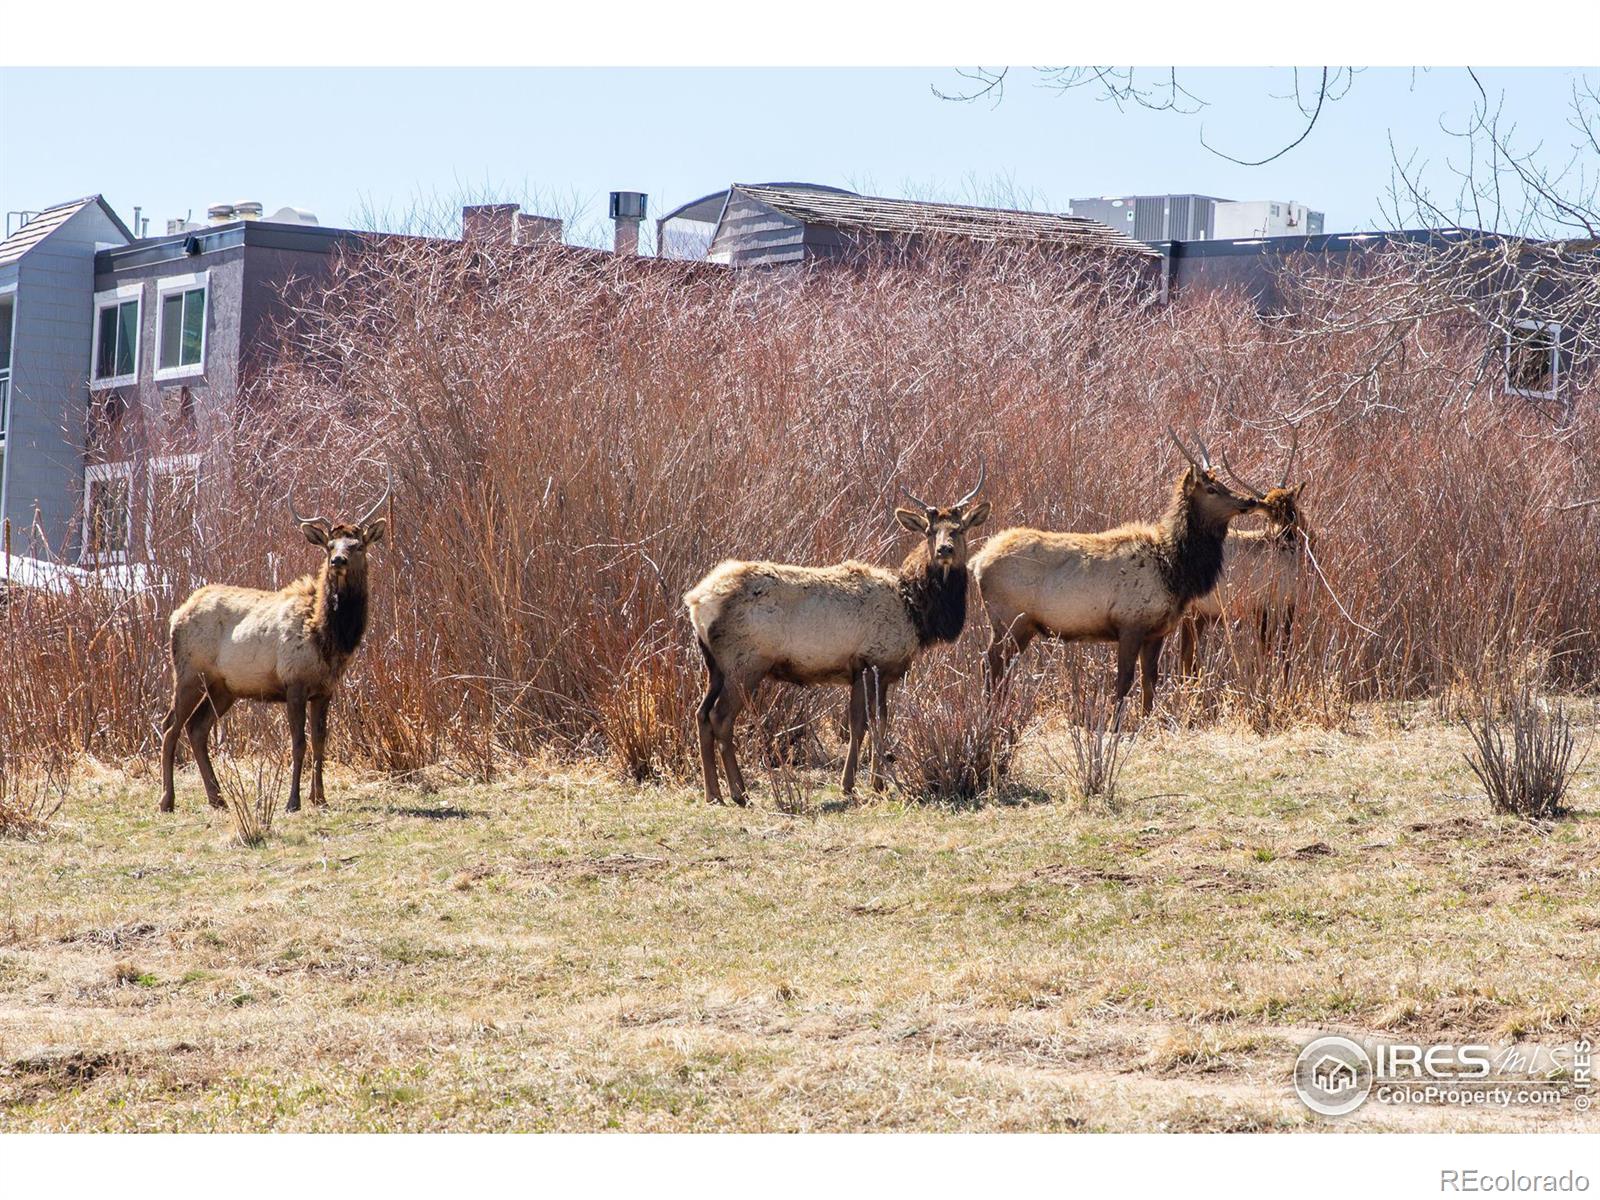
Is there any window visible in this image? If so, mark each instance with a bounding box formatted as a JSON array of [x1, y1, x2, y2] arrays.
[[155, 273, 207, 379], [83, 461, 134, 564], [1505, 319, 1561, 400], [92, 284, 142, 386]]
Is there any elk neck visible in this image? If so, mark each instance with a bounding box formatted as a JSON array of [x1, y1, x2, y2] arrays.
[[898, 544, 968, 647], [1155, 477, 1229, 605], [310, 558, 371, 662]]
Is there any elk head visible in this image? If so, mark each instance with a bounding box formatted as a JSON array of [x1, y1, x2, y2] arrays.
[[1220, 429, 1307, 538], [895, 460, 991, 576], [288, 474, 391, 582], [1168, 428, 1262, 527]]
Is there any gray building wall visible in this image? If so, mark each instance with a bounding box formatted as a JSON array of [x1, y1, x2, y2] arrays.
[[0, 203, 129, 557]]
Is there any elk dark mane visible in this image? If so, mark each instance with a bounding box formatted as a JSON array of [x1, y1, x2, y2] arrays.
[[1155, 472, 1230, 605], [899, 543, 969, 646], [308, 565, 371, 661]]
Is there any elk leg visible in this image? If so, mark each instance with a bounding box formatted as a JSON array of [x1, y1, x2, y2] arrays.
[[186, 686, 234, 810], [308, 695, 330, 808], [985, 618, 1035, 691], [285, 688, 308, 814], [868, 673, 893, 792], [1140, 635, 1165, 715], [710, 686, 748, 807], [1112, 629, 1143, 712], [841, 669, 868, 798], [160, 676, 207, 813], [1178, 617, 1201, 678], [695, 641, 725, 805]]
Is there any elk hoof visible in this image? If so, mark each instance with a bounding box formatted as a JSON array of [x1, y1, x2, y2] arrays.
[[286, 800, 301, 814], [207, 797, 226, 811], [159, 798, 175, 814]]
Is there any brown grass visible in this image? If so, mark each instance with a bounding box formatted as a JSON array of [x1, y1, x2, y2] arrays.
[[3, 704, 1595, 1132]]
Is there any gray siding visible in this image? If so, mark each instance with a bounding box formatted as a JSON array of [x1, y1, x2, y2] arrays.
[[706, 191, 806, 267], [0, 203, 128, 556]]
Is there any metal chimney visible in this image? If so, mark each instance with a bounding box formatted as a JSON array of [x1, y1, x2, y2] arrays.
[[610, 191, 647, 256]]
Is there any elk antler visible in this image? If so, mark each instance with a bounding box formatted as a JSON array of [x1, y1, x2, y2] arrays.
[[898, 484, 934, 512], [1167, 426, 1205, 474], [1219, 449, 1267, 500], [954, 457, 987, 509], [286, 489, 328, 528], [355, 469, 393, 527]]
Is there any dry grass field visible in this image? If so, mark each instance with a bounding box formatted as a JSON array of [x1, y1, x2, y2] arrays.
[[3, 705, 1597, 1133]]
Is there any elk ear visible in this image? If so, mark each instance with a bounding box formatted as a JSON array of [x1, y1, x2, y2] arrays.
[[1290, 482, 1308, 499], [895, 506, 930, 533], [962, 500, 991, 529], [363, 517, 387, 546], [301, 521, 330, 547]]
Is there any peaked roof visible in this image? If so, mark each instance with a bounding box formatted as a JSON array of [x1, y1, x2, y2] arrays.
[[0, 195, 133, 267], [733, 183, 1160, 258]]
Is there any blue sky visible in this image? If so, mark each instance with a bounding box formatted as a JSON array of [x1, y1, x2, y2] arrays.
[[1, 67, 1592, 246]]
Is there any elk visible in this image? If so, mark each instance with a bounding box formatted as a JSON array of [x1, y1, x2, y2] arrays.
[[158, 477, 390, 814], [971, 430, 1262, 713], [684, 465, 990, 805], [1178, 433, 1311, 676]]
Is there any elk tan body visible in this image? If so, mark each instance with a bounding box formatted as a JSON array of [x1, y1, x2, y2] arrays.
[[972, 432, 1261, 712], [686, 472, 989, 805], [159, 483, 388, 814]]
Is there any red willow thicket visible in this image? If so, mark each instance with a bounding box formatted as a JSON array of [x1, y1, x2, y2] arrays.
[[4, 235, 1597, 785]]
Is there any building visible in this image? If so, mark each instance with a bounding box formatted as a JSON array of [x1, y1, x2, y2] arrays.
[[694, 184, 1159, 268], [1, 194, 685, 565], [0, 197, 135, 558], [1069, 194, 1325, 245]]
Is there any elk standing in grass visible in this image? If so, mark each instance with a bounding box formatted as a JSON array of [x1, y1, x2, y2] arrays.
[[158, 478, 390, 814], [971, 431, 1262, 712], [1179, 434, 1311, 676], [685, 466, 989, 805]]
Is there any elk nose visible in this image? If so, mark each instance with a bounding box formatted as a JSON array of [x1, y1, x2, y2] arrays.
[[935, 544, 954, 559], [331, 553, 348, 567]]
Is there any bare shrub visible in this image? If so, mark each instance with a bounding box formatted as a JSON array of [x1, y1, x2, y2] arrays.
[[888, 657, 1040, 804], [1042, 677, 1135, 808], [0, 748, 70, 838], [213, 709, 288, 846], [4, 234, 1600, 773], [1464, 686, 1585, 820]]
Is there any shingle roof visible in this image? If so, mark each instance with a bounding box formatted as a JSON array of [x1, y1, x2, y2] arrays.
[[0, 195, 132, 267], [734, 184, 1160, 258]]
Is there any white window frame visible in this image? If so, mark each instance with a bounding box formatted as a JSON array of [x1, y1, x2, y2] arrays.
[[153, 271, 209, 382], [1505, 318, 1562, 401], [145, 453, 202, 546], [90, 283, 143, 389], [81, 460, 135, 565]]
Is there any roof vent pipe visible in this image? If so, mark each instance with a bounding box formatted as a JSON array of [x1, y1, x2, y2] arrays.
[[610, 191, 647, 256]]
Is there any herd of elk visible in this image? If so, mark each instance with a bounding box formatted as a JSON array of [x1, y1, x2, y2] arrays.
[[684, 465, 989, 804], [969, 430, 1264, 713], [1178, 432, 1311, 677], [152, 429, 1313, 813], [159, 477, 390, 814]]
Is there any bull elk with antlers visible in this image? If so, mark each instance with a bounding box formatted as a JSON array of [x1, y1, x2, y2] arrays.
[[158, 476, 390, 814], [684, 465, 989, 805], [1179, 432, 1312, 676], [971, 430, 1262, 712]]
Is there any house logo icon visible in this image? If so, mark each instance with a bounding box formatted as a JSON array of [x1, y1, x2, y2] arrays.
[[1294, 1036, 1374, 1116]]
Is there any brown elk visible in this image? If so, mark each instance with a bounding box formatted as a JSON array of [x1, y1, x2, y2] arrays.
[[970, 430, 1262, 712], [684, 465, 990, 805], [158, 478, 390, 814], [1178, 433, 1311, 676]]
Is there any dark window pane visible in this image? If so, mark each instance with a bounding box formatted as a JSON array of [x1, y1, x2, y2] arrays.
[[90, 476, 131, 556], [0, 296, 13, 370], [160, 294, 183, 369], [181, 288, 205, 366], [96, 305, 118, 378], [115, 300, 137, 377]]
